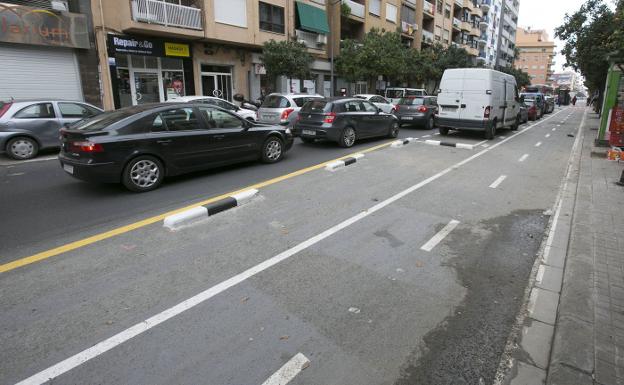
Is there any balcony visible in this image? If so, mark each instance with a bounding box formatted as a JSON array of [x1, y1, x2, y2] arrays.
[[131, 0, 202, 30], [479, 18, 488, 30], [480, 0, 491, 12], [478, 35, 487, 47], [401, 21, 417, 37], [295, 29, 327, 50], [423, 1, 434, 16], [460, 20, 471, 31], [422, 29, 434, 43], [342, 0, 365, 19], [453, 18, 461, 30]]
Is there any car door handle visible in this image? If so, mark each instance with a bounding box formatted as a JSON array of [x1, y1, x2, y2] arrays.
[[460, 104, 466, 108], [157, 139, 172, 144], [213, 135, 225, 139]]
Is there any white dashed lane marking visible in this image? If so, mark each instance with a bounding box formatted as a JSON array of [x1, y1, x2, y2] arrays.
[[489, 175, 507, 189], [420, 220, 460, 252], [519, 154, 529, 162]]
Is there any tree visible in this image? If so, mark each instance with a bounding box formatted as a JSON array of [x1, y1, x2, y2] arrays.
[[421, 44, 474, 92], [260, 40, 313, 87], [555, 0, 622, 97], [497, 66, 531, 89]]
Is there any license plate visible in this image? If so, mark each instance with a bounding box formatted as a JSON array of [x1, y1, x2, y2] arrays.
[[262, 115, 275, 120], [302, 130, 316, 136], [401, 116, 414, 120], [63, 164, 74, 174]]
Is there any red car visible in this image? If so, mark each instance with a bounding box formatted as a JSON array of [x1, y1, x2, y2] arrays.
[[524, 98, 541, 121]]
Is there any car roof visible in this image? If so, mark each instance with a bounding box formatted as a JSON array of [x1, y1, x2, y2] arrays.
[[354, 94, 380, 98], [267, 93, 323, 97], [1, 99, 94, 104]]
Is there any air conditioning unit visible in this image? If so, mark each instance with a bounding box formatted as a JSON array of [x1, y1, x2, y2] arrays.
[[297, 39, 307, 45], [51, 0, 68, 11], [316, 34, 327, 45]]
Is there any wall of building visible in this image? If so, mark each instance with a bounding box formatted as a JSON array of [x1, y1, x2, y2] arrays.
[[514, 27, 555, 84]]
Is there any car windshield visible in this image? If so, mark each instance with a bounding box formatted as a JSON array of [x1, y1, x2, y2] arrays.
[[301, 100, 330, 113], [386, 89, 404, 98], [261, 95, 289, 108], [68, 108, 139, 131], [524, 99, 535, 106], [398, 97, 424, 105]]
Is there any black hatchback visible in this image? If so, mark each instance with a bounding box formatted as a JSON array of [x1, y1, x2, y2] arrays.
[[292, 98, 399, 147], [59, 103, 293, 192]]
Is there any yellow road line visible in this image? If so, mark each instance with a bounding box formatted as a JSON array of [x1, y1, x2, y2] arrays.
[[0, 141, 394, 274]]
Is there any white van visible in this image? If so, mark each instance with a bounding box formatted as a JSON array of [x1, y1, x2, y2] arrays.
[[436, 68, 521, 139], [385, 88, 427, 104]]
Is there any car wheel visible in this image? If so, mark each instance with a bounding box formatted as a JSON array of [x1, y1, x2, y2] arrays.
[[439, 127, 449, 135], [485, 119, 496, 140], [426, 116, 435, 130], [300, 137, 316, 144], [261, 136, 284, 163], [511, 116, 520, 131], [388, 122, 399, 138], [6, 136, 39, 160], [122, 156, 164, 192], [339, 126, 356, 148]]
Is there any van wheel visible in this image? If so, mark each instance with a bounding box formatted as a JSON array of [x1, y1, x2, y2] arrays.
[[485, 120, 496, 140], [511, 116, 520, 131], [439, 127, 449, 135]]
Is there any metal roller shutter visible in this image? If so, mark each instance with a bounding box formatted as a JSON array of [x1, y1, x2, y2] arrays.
[[0, 43, 83, 101]]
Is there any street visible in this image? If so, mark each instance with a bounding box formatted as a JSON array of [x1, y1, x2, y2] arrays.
[[0, 106, 584, 385]]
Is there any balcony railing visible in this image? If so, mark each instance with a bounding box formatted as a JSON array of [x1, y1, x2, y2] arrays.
[[342, 0, 365, 18], [131, 0, 202, 30], [453, 18, 461, 29], [423, 1, 434, 14], [295, 29, 327, 49]]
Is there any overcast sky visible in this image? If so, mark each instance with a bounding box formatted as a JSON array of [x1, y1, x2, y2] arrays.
[[516, 0, 587, 73]]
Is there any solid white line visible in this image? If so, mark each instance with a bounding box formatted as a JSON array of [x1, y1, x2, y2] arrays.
[[433, 133, 440, 136], [422, 134, 432, 138], [261, 353, 310, 385], [489, 175, 507, 189], [0, 155, 57, 166], [535, 142, 542, 147], [15, 107, 571, 385], [552, 127, 556, 131], [420, 220, 460, 252], [545, 133, 551, 138], [474, 139, 489, 147], [518, 154, 529, 162]]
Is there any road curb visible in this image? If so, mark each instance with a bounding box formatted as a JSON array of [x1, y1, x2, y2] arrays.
[[163, 189, 259, 230], [425, 139, 475, 150], [325, 153, 364, 171], [390, 137, 415, 148]]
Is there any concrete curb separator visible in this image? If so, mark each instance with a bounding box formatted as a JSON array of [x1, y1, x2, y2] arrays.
[[325, 153, 365, 171], [390, 138, 415, 148], [425, 139, 475, 150], [163, 189, 259, 230]]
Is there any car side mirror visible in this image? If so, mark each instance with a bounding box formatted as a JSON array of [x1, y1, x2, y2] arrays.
[[63, 122, 71, 128]]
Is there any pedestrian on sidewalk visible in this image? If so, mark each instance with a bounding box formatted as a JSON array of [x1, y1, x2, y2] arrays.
[[572, 96, 577, 106]]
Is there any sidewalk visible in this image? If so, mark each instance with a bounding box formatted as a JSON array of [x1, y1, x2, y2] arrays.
[[506, 109, 624, 385]]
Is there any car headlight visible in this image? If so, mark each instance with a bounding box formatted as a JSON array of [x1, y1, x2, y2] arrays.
[[285, 128, 292, 135]]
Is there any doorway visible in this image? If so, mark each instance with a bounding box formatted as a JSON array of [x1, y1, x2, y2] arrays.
[[201, 65, 233, 101], [133, 72, 160, 105]]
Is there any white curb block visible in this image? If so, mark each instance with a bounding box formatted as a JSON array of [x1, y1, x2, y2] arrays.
[[232, 189, 259, 205], [163, 206, 208, 230], [325, 154, 365, 171]]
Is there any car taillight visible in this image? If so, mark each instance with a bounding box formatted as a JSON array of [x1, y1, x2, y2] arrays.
[[280, 108, 294, 121], [69, 141, 103, 153], [417, 106, 428, 113], [0, 102, 12, 118], [484, 106, 491, 119], [394, 105, 400, 111], [323, 112, 337, 124]]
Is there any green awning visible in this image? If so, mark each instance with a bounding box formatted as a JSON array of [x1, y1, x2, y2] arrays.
[[296, 1, 330, 35]]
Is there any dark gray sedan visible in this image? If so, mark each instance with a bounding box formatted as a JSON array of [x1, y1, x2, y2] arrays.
[[394, 96, 438, 129], [292, 98, 399, 148], [0, 100, 103, 160]]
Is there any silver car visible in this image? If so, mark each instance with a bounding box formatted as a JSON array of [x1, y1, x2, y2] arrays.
[[257, 93, 324, 125], [0, 100, 102, 160]]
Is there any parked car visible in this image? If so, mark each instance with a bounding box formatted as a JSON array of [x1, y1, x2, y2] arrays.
[[436, 68, 521, 139], [58, 103, 293, 192], [293, 98, 399, 148], [384, 88, 428, 104], [519, 103, 529, 124], [544, 96, 556, 114], [167, 95, 257, 121], [354, 94, 397, 113], [394, 96, 438, 129], [0, 100, 103, 160], [524, 98, 540, 121], [257, 93, 324, 126], [520, 92, 546, 115]]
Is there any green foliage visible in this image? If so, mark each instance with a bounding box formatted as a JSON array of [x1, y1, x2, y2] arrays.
[[420, 43, 474, 90], [555, 0, 623, 92], [260, 40, 313, 81], [340, 2, 351, 17], [497, 66, 531, 89]]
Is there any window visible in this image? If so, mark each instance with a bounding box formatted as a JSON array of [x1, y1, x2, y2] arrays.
[[435, 25, 442, 37], [260, 2, 285, 34], [362, 101, 378, 112], [385, 3, 397, 23], [14, 103, 55, 119], [401, 5, 415, 24], [214, 0, 247, 28], [436, 0, 443, 13], [369, 0, 381, 16], [344, 101, 364, 112], [157, 108, 200, 131], [444, 4, 451, 18], [58, 103, 100, 118], [443, 29, 450, 41], [261, 95, 290, 108], [199, 107, 243, 129]]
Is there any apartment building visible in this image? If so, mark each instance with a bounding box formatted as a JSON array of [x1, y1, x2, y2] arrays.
[[475, 0, 518, 69], [496, 0, 518, 67], [513, 27, 555, 85], [0, 0, 100, 105]]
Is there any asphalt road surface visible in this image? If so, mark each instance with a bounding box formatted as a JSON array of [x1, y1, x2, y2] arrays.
[[0, 106, 584, 384]]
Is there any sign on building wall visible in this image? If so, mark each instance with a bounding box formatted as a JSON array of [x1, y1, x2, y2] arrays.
[[0, 3, 89, 49], [108, 34, 190, 58]]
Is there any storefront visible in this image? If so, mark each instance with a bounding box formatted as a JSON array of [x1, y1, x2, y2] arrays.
[[0, 2, 90, 101], [107, 34, 195, 108]]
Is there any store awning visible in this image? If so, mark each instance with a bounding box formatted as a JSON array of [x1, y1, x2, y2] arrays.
[[296, 1, 330, 35]]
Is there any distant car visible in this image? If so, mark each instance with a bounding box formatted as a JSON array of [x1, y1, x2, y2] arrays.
[[524, 98, 540, 121], [354, 94, 397, 113], [0, 100, 103, 160], [394, 96, 438, 129], [544, 96, 555, 114], [293, 98, 399, 148], [520, 92, 546, 115], [58, 103, 293, 192], [384, 88, 428, 104], [167, 95, 257, 121], [257, 93, 324, 125], [519, 103, 529, 123]]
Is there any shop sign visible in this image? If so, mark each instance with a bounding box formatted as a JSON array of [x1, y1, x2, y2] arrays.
[[0, 3, 89, 49], [164, 42, 190, 57]]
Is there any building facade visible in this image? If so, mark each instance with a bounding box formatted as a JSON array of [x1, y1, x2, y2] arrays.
[[514, 27, 555, 85], [495, 0, 517, 68]]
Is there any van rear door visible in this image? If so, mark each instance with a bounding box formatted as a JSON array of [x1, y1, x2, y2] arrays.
[[461, 75, 492, 121], [437, 70, 465, 120]]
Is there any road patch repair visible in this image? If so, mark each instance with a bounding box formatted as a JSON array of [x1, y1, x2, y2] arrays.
[[325, 153, 365, 171], [424, 140, 475, 150], [163, 189, 259, 230]]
